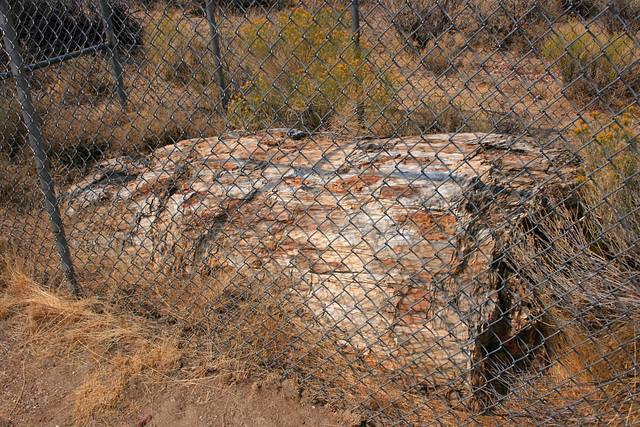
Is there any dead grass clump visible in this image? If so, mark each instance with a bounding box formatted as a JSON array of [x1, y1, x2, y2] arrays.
[[144, 12, 217, 91], [501, 204, 640, 425], [400, 97, 492, 135], [0, 209, 63, 289], [73, 343, 182, 422], [28, 84, 223, 175], [32, 56, 116, 106], [0, 247, 183, 424], [414, 33, 468, 76], [0, 156, 40, 208], [385, 0, 564, 51], [564, 0, 640, 33], [385, 0, 459, 49], [604, 0, 640, 33], [501, 315, 640, 425]]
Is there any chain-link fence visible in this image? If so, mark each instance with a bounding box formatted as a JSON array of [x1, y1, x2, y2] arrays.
[[1, 0, 639, 424]]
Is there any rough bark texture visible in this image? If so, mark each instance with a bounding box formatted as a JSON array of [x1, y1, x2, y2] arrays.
[[63, 131, 574, 404]]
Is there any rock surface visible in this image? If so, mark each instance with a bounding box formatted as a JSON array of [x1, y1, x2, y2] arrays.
[[64, 130, 574, 403]]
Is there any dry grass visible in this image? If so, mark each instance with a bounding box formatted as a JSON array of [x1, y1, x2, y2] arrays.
[[573, 108, 640, 266], [0, 230, 402, 423], [0, 242, 182, 424], [384, 0, 564, 51], [0, 8, 228, 177], [543, 21, 640, 106], [2, 2, 640, 425], [499, 203, 640, 426], [0, 156, 39, 208]]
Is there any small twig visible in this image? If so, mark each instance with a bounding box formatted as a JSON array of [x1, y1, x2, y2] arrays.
[[159, 375, 221, 384], [141, 376, 223, 393], [9, 359, 26, 416]]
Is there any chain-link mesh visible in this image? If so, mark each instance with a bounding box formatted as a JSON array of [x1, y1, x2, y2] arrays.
[[1, 0, 639, 424]]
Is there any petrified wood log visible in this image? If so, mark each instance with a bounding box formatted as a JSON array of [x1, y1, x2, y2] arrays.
[[64, 131, 574, 404]]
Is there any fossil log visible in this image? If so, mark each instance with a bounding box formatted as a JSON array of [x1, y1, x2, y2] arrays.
[[64, 131, 574, 402]]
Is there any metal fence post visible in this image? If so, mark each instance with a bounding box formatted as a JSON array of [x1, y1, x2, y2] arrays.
[[350, 0, 360, 46], [205, 0, 229, 111], [0, 0, 79, 296], [98, 0, 128, 107]]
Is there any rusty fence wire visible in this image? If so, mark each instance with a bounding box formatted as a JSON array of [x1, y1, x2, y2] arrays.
[[1, 0, 640, 425]]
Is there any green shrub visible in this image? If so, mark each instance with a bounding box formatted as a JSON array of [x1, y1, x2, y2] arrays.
[[229, 7, 399, 134], [543, 22, 640, 103], [574, 107, 640, 261]]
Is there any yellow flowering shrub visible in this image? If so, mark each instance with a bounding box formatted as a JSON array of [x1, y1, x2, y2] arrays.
[[230, 7, 398, 133], [574, 106, 639, 257]]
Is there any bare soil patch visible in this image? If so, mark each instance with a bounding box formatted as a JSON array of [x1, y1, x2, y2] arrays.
[[0, 350, 357, 427], [0, 256, 364, 427]]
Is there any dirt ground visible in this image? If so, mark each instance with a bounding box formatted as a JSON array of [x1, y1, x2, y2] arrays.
[[0, 260, 366, 427], [0, 325, 364, 427]]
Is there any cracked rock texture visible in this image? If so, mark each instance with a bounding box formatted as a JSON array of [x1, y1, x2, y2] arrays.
[[64, 130, 573, 402]]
